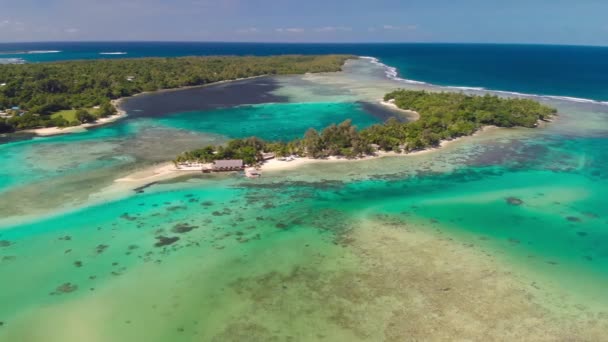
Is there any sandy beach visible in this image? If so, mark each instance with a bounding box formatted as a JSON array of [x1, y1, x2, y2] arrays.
[[20, 75, 274, 138], [28, 112, 127, 136], [379, 99, 420, 120], [260, 125, 498, 173], [114, 163, 202, 183], [107, 125, 499, 188], [25, 100, 128, 136], [95, 162, 204, 199]]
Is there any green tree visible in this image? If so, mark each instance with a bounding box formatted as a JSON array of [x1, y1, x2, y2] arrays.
[[98, 102, 116, 118], [303, 128, 323, 158], [76, 109, 96, 123]]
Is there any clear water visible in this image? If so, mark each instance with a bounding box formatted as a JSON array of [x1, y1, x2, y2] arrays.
[[155, 102, 380, 141], [0, 99, 382, 219], [0, 56, 607, 340]]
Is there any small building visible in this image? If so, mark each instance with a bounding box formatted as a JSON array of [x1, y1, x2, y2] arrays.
[[11, 106, 20, 111], [261, 152, 275, 161], [126, 76, 135, 82], [213, 159, 244, 171]]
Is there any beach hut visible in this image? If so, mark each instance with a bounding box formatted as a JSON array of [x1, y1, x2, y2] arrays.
[[261, 152, 275, 161], [213, 160, 244, 171]]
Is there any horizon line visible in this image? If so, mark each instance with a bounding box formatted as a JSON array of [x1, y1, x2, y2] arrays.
[[0, 40, 607, 48]]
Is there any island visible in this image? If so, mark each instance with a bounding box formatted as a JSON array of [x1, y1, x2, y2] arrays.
[[173, 90, 556, 167], [0, 55, 353, 133]]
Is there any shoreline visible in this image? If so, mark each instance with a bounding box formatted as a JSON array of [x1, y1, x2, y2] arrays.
[[114, 162, 201, 184], [0, 162, 203, 229], [18, 73, 327, 138], [0, 127, 474, 228], [0, 125, 497, 228], [379, 99, 420, 120], [8, 56, 358, 138], [260, 125, 498, 173], [111, 125, 499, 184], [25, 101, 128, 136]]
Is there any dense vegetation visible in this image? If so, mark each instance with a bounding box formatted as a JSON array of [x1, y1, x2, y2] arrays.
[[175, 90, 556, 165], [0, 55, 352, 132], [364, 89, 557, 151]]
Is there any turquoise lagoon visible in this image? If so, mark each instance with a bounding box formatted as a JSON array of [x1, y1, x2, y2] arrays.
[[0, 59, 607, 340], [0, 101, 381, 218], [155, 102, 382, 141]]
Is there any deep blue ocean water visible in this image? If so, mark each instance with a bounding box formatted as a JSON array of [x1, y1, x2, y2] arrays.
[[2, 42, 608, 101]]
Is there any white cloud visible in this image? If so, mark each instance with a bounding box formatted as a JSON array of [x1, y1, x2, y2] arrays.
[[275, 28, 305, 33], [236, 27, 260, 34], [315, 26, 352, 33], [0, 20, 26, 32], [381, 24, 418, 31], [65, 28, 80, 34]]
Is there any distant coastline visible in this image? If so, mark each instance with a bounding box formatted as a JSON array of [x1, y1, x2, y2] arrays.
[[9, 58, 354, 137], [3, 42, 608, 102], [24, 99, 127, 136], [1, 54, 353, 135], [22, 74, 289, 137]]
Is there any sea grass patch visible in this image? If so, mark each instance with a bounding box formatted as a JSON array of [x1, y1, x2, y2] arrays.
[[154, 236, 180, 247], [171, 223, 199, 234], [52, 282, 78, 295], [96, 244, 109, 254], [166, 205, 187, 212], [120, 213, 138, 221]]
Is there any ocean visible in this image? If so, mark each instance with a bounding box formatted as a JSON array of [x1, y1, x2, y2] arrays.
[[1, 42, 608, 101], [0, 44, 607, 340]]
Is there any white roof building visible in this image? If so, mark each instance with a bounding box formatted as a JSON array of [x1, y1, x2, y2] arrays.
[[213, 160, 244, 171]]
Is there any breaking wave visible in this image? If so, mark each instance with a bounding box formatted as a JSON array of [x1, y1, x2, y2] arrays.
[[26, 50, 61, 54], [360, 56, 608, 106]]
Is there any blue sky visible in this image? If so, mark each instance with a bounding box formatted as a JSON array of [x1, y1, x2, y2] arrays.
[[1, 0, 607, 45]]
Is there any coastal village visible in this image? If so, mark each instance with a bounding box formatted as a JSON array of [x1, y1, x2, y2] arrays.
[[0, 106, 25, 119], [175, 152, 282, 178], [0, 81, 21, 118]]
